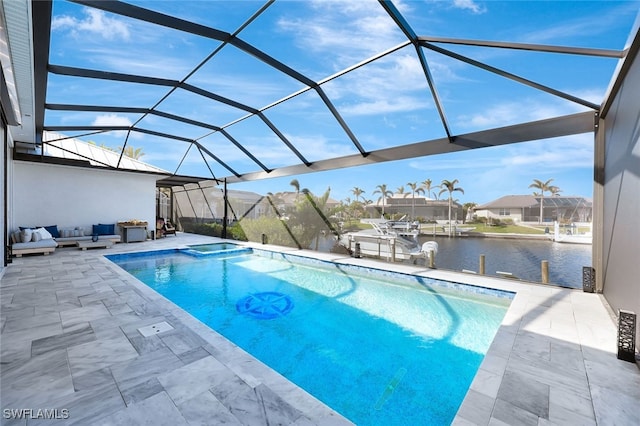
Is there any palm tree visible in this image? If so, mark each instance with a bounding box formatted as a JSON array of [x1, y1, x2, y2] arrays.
[[406, 182, 425, 220], [351, 187, 365, 203], [290, 179, 300, 200], [350, 187, 366, 221], [89, 141, 117, 152], [373, 184, 393, 218], [439, 179, 464, 236], [266, 192, 285, 217], [116, 145, 145, 159], [341, 197, 352, 222], [361, 199, 374, 218], [529, 178, 554, 224], [463, 202, 477, 223], [289, 186, 338, 250], [421, 179, 436, 199], [396, 185, 405, 195], [549, 185, 562, 196]]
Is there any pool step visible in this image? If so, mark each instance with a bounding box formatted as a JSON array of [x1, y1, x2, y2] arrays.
[[182, 247, 253, 258]]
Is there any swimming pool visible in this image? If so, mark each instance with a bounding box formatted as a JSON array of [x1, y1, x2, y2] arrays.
[[107, 247, 512, 425]]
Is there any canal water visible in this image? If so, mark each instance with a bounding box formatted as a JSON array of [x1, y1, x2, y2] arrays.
[[414, 236, 591, 289], [320, 235, 591, 289]]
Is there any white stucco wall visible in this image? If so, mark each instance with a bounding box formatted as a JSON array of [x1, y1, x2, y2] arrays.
[[474, 209, 523, 222], [11, 161, 158, 234]]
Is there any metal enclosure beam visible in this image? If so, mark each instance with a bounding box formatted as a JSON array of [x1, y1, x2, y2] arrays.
[[222, 111, 595, 183], [379, 0, 453, 141], [31, 0, 53, 144]]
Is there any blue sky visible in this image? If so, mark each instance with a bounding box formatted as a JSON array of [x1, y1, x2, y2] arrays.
[[46, 0, 639, 205]]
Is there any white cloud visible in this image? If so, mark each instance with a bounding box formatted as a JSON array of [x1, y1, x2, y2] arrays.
[[288, 133, 359, 159], [452, 0, 486, 14], [196, 134, 298, 168], [275, 1, 467, 118], [197, 130, 359, 169], [407, 133, 593, 173], [520, 4, 635, 45], [455, 97, 591, 130], [91, 114, 140, 139], [242, 133, 357, 165], [323, 52, 434, 116], [81, 46, 191, 78], [572, 88, 607, 107], [401, 132, 594, 203], [499, 134, 593, 170], [52, 9, 130, 41], [339, 96, 430, 116], [142, 143, 189, 163], [92, 114, 132, 127], [277, 0, 404, 67]]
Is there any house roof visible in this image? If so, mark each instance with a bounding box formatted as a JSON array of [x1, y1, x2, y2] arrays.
[[476, 195, 539, 209], [477, 195, 592, 209], [276, 191, 340, 206], [369, 195, 455, 207], [215, 189, 265, 203], [389, 193, 435, 200], [41, 131, 169, 174]]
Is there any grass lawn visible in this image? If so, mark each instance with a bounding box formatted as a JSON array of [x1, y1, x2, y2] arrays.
[[471, 224, 546, 234]]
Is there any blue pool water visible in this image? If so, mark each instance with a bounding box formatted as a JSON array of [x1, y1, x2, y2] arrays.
[[107, 248, 512, 425], [186, 242, 241, 252]]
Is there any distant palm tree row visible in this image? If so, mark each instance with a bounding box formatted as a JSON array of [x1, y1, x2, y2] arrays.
[[344, 177, 562, 227], [350, 179, 462, 214], [346, 179, 466, 235]]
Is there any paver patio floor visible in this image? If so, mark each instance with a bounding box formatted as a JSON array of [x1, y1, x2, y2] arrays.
[[1, 233, 638, 425]]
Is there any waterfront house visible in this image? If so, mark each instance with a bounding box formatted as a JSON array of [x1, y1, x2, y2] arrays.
[[271, 192, 340, 212], [365, 193, 463, 222], [475, 195, 592, 223]]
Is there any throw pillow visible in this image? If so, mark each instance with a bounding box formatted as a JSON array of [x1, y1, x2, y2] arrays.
[[11, 231, 21, 244], [20, 228, 33, 243], [42, 225, 60, 238], [36, 227, 53, 240], [31, 231, 42, 242], [98, 224, 115, 235]]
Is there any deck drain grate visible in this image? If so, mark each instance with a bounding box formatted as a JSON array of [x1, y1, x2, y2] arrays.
[[138, 321, 174, 337], [236, 292, 294, 320]]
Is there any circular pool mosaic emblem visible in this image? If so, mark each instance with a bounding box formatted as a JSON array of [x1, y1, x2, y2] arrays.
[[236, 292, 294, 320]]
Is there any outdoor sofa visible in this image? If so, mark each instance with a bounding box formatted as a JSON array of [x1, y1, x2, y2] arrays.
[[10, 224, 121, 257], [10, 227, 58, 257], [53, 224, 121, 247]]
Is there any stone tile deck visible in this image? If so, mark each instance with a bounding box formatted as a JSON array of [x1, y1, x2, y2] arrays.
[[1, 233, 638, 425]]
